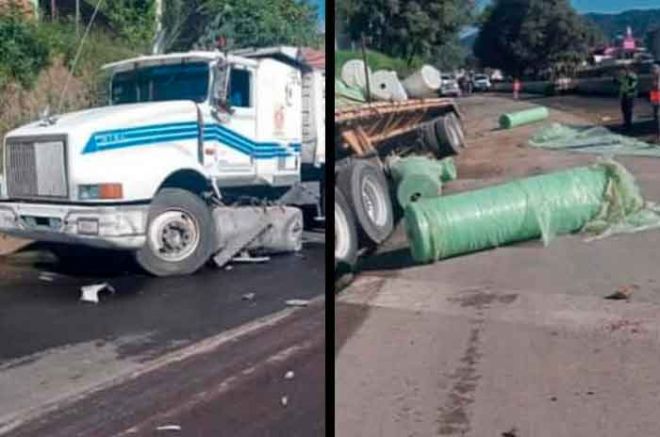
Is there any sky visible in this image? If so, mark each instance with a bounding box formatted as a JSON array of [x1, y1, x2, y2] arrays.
[[310, 0, 325, 25], [478, 0, 660, 13]]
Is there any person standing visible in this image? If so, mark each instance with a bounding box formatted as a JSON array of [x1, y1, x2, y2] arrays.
[[651, 64, 660, 142], [617, 65, 638, 132], [513, 78, 521, 100]]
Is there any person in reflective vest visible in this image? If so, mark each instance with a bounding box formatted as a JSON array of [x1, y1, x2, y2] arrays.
[[617, 65, 638, 132], [651, 64, 660, 142]]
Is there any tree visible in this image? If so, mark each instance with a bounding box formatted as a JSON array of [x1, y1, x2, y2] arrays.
[[474, 0, 598, 78], [102, 0, 156, 51], [340, 0, 476, 65], [0, 10, 50, 88], [166, 0, 321, 51], [432, 38, 467, 71]]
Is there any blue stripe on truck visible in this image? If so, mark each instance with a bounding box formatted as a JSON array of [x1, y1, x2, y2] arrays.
[[83, 122, 300, 159]]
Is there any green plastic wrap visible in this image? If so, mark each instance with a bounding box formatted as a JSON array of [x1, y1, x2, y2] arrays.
[[529, 123, 660, 158], [405, 160, 660, 263], [499, 106, 550, 129], [335, 78, 366, 108], [389, 157, 457, 209]]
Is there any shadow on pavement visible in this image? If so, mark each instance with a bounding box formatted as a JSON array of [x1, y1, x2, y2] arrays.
[[359, 247, 418, 272]]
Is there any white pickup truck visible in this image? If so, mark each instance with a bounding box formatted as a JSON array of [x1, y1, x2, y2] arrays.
[[0, 46, 325, 276]]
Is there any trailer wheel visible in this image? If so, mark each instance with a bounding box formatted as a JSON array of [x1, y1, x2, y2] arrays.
[[135, 188, 214, 277], [448, 112, 466, 148], [337, 160, 394, 246], [435, 113, 464, 155], [335, 187, 358, 273], [420, 121, 444, 157]]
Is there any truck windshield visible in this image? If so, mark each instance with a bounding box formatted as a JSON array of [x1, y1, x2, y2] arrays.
[[111, 63, 210, 105]]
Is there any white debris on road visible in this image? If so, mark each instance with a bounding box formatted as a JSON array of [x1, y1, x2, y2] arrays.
[[156, 424, 182, 432], [80, 283, 115, 304], [38, 272, 55, 282], [281, 395, 288, 406], [285, 299, 309, 307]]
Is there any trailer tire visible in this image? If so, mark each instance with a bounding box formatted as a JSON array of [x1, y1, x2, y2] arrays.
[[435, 113, 464, 155], [448, 112, 466, 148], [135, 188, 214, 277], [335, 187, 358, 273], [337, 160, 394, 246], [420, 121, 444, 157]]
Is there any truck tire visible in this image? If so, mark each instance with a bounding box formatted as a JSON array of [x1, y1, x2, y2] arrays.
[[420, 121, 444, 157], [337, 160, 394, 246], [435, 113, 464, 155], [135, 188, 214, 277], [449, 112, 467, 148], [335, 187, 357, 273]]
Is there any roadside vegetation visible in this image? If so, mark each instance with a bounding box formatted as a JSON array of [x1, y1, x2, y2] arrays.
[[474, 0, 605, 79], [0, 0, 322, 138], [336, 0, 475, 73]]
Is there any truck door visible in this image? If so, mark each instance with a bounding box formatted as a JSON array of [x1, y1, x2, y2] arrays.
[[204, 62, 257, 182]]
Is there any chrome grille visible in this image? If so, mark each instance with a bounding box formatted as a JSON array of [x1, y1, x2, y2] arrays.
[[6, 139, 68, 199]]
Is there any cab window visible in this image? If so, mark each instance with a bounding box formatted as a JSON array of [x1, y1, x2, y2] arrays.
[[228, 68, 252, 108]]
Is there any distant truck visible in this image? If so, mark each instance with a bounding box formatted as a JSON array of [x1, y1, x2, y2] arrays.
[[334, 94, 465, 274], [0, 46, 325, 276]]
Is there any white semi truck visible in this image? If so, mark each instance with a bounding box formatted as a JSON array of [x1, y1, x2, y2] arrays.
[[0, 46, 325, 276]]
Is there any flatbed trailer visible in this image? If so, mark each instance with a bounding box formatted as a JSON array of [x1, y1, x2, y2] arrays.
[[334, 97, 466, 275]]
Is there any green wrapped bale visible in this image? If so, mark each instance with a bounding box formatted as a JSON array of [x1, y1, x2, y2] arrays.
[[335, 78, 366, 108], [499, 106, 549, 129], [404, 161, 659, 263], [389, 157, 457, 209]]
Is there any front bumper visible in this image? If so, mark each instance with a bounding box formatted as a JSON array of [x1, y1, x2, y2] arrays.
[[0, 202, 149, 250]]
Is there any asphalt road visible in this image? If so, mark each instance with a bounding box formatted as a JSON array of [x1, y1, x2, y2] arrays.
[[0, 233, 325, 435], [336, 94, 660, 436]]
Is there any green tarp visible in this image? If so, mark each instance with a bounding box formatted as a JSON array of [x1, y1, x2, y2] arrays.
[[529, 123, 660, 157]]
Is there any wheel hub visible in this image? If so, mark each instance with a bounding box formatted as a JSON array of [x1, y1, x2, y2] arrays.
[[148, 210, 200, 262], [361, 177, 387, 227]]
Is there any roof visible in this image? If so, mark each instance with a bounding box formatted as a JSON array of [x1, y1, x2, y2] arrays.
[[299, 47, 325, 70], [231, 46, 325, 71], [102, 47, 325, 73], [102, 51, 257, 73]]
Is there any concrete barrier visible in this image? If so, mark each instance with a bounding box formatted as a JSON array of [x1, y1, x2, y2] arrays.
[[490, 74, 654, 97]]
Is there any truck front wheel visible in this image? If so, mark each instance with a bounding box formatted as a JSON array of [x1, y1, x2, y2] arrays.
[[135, 188, 214, 277]]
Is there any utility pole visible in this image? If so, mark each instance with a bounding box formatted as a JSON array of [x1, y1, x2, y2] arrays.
[[153, 0, 163, 54], [75, 0, 80, 36]]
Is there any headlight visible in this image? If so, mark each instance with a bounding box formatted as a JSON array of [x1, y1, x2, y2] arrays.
[[78, 183, 123, 200]]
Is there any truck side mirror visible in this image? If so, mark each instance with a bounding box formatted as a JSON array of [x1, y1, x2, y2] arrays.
[[212, 63, 233, 114]]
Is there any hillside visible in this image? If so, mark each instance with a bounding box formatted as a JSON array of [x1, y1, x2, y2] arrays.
[[461, 8, 660, 53], [584, 9, 660, 41]]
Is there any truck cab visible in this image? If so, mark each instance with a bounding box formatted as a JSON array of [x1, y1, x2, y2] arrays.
[[0, 47, 325, 276]]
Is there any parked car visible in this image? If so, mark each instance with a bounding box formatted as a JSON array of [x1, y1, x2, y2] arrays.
[[472, 74, 492, 92], [440, 74, 461, 97]]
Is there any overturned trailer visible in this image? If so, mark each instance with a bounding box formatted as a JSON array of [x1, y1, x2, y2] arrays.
[[334, 95, 466, 273]]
